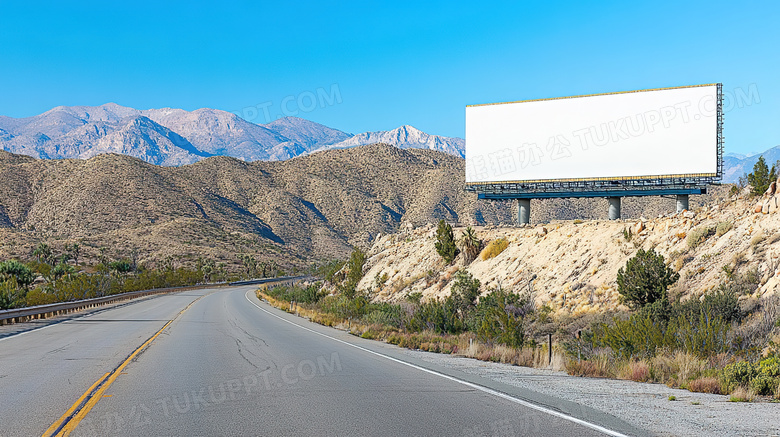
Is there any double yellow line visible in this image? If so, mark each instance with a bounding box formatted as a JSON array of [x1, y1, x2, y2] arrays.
[[43, 295, 205, 436]]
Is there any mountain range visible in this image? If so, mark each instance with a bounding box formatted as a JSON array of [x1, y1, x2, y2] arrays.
[[0, 103, 465, 166], [724, 146, 780, 183]]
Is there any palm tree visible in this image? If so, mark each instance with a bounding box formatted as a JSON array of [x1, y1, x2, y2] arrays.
[[459, 227, 482, 264]]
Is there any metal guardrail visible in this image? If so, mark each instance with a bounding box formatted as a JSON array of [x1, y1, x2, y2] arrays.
[[0, 283, 223, 326], [228, 275, 312, 286]]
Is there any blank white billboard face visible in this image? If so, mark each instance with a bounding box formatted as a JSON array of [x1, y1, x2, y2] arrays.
[[465, 85, 719, 184]]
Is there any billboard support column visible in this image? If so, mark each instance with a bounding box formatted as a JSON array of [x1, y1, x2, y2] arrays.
[[676, 194, 689, 213], [608, 197, 621, 220], [517, 199, 531, 225]]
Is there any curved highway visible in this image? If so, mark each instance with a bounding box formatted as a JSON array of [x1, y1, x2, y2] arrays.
[[0, 285, 644, 436]]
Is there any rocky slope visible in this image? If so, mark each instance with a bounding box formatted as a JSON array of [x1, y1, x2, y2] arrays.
[[358, 185, 780, 314]]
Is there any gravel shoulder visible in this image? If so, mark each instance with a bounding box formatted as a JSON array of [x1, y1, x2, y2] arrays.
[[401, 349, 780, 437]]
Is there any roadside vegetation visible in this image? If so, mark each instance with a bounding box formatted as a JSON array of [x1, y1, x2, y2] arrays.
[[261, 227, 780, 401], [0, 241, 285, 310]]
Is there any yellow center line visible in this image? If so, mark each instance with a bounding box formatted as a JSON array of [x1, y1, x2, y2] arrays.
[[42, 293, 208, 437]]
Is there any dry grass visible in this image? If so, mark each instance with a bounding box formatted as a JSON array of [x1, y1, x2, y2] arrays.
[[457, 337, 564, 369], [621, 361, 651, 382], [729, 386, 755, 402], [715, 221, 733, 237], [566, 353, 616, 378], [687, 377, 722, 394], [480, 238, 509, 260], [650, 352, 707, 385]]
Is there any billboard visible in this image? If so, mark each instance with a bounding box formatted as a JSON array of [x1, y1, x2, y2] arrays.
[[465, 84, 722, 186]]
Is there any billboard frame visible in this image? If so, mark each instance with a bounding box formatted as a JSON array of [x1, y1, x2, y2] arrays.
[[465, 83, 724, 198]]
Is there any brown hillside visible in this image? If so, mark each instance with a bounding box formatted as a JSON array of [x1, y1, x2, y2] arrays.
[[0, 145, 513, 268]]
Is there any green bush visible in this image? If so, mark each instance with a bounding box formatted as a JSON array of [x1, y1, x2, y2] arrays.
[[750, 374, 779, 395], [674, 288, 741, 324], [360, 303, 407, 329], [636, 296, 672, 325], [409, 297, 463, 334], [594, 310, 730, 360], [266, 283, 325, 304], [759, 356, 780, 377], [617, 248, 679, 310], [321, 294, 372, 320], [720, 361, 757, 392], [338, 248, 366, 299], [451, 269, 480, 315], [470, 287, 529, 347]]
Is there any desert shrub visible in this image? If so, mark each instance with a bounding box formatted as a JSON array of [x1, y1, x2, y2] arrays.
[[594, 310, 730, 360], [266, 283, 325, 304], [338, 248, 366, 299], [750, 374, 779, 395], [360, 303, 407, 329], [434, 219, 458, 264], [687, 226, 714, 249], [715, 221, 733, 237], [720, 361, 756, 392], [406, 291, 423, 304], [361, 310, 395, 327], [23, 287, 58, 306], [409, 297, 463, 334], [480, 238, 509, 260], [317, 259, 346, 283], [617, 248, 679, 310], [687, 377, 721, 394], [674, 288, 741, 324], [469, 287, 529, 348], [320, 293, 371, 320], [637, 296, 673, 324], [109, 260, 133, 273], [759, 356, 780, 377], [450, 269, 480, 315], [730, 295, 780, 358]]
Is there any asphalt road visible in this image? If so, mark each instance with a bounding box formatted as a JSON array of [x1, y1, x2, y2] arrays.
[[0, 286, 644, 436]]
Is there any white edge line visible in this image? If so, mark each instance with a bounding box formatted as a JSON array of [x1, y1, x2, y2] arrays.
[[244, 290, 630, 437]]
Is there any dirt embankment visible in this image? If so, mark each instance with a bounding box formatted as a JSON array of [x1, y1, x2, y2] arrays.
[[359, 190, 780, 313]]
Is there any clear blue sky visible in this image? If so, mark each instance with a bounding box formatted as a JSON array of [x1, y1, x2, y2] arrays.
[[0, 0, 777, 154]]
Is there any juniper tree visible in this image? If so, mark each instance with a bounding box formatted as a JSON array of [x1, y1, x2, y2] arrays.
[[617, 248, 679, 310], [435, 219, 459, 264]]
